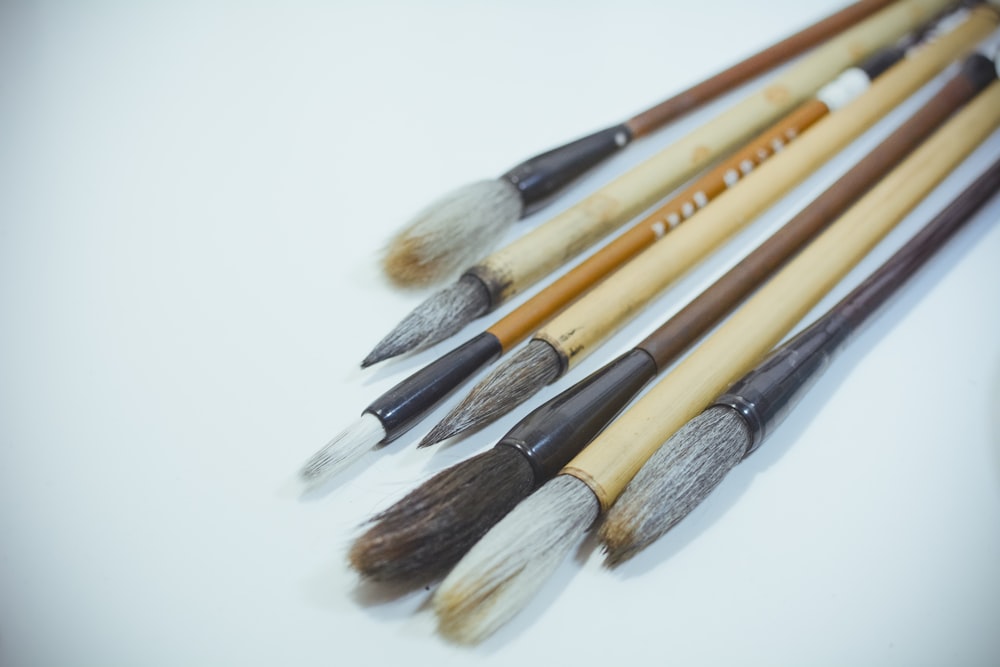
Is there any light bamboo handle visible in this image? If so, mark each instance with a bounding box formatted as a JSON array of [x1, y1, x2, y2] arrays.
[[486, 99, 831, 350], [534, 7, 998, 371], [563, 80, 1000, 510], [469, 0, 955, 304]]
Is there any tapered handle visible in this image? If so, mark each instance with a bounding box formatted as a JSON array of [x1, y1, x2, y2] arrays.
[[563, 80, 1000, 510], [467, 0, 953, 306], [534, 9, 997, 374]]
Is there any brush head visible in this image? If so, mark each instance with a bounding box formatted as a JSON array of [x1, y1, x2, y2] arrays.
[[348, 446, 535, 585], [361, 274, 491, 368], [382, 179, 523, 288], [433, 474, 599, 644], [419, 339, 562, 447], [599, 406, 750, 566], [298, 412, 386, 488]]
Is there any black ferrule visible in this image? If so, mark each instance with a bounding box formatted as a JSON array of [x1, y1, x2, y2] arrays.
[[497, 348, 657, 480], [365, 332, 502, 443], [960, 52, 999, 91], [858, 44, 906, 81], [501, 124, 632, 215], [714, 313, 851, 458]]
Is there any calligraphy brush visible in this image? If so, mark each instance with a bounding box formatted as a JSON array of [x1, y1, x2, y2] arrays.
[[361, 0, 943, 366], [421, 10, 976, 447], [600, 152, 1000, 565], [347, 48, 998, 585], [381, 0, 897, 288], [299, 7, 983, 491], [431, 78, 1000, 644]]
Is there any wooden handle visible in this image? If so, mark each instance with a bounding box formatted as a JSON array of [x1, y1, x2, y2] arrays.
[[625, 0, 896, 137], [486, 98, 830, 350], [468, 0, 954, 305], [562, 80, 1000, 511], [639, 55, 994, 368], [533, 7, 997, 371]]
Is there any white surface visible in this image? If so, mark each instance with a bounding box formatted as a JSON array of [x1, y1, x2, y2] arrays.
[[2, 1, 999, 665]]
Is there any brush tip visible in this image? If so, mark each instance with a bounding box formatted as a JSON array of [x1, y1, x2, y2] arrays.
[[425, 339, 562, 446], [361, 274, 492, 366], [297, 412, 387, 488], [382, 179, 522, 288], [348, 447, 535, 585], [598, 406, 750, 565]]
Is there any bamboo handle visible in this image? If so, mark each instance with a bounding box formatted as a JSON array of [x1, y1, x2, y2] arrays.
[[533, 7, 997, 371], [563, 81, 1000, 510], [468, 0, 954, 304], [625, 0, 896, 136], [486, 98, 830, 350]]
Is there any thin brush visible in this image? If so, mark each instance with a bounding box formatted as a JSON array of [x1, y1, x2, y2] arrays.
[[381, 0, 897, 288], [430, 76, 1000, 643], [421, 18, 980, 446], [347, 46, 998, 586], [362, 0, 943, 365], [600, 154, 1000, 565]]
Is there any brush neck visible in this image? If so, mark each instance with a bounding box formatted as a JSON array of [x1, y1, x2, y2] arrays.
[[501, 124, 631, 215], [714, 313, 852, 456], [497, 348, 657, 480], [365, 332, 502, 442]]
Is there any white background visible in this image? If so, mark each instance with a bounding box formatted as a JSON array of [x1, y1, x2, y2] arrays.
[[2, 1, 999, 665]]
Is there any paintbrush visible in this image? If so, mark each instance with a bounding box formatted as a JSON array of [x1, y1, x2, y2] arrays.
[[346, 49, 999, 586], [299, 6, 990, 491], [361, 0, 948, 366], [599, 153, 1000, 566], [380, 0, 898, 289], [431, 77, 1000, 645], [420, 10, 982, 447]]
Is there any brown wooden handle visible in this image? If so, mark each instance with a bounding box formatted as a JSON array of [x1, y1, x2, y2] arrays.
[[563, 80, 1000, 511], [468, 0, 953, 307], [625, 0, 897, 137], [485, 98, 831, 350], [531, 7, 997, 374]]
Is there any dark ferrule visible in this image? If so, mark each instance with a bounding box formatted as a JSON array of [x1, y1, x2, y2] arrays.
[[718, 151, 1000, 458], [857, 44, 906, 81], [501, 124, 632, 215], [365, 332, 502, 442], [714, 314, 851, 457], [497, 348, 657, 480]]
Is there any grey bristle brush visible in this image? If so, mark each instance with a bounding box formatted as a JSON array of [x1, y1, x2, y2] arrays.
[[346, 47, 998, 586], [430, 75, 1000, 644], [599, 154, 1000, 566], [361, 0, 940, 366], [380, 0, 896, 289]]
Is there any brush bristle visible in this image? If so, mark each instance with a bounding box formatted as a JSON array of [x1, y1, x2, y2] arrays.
[[599, 406, 750, 566], [361, 274, 491, 367], [433, 474, 598, 644], [298, 412, 386, 487], [382, 179, 522, 288], [348, 446, 535, 585], [420, 339, 561, 447]]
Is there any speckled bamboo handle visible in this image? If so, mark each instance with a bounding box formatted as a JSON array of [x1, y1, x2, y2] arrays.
[[562, 80, 1000, 511], [533, 7, 997, 372], [467, 0, 954, 305]]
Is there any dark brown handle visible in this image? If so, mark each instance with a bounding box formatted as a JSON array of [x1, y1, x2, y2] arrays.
[[625, 0, 896, 137], [638, 53, 996, 368]]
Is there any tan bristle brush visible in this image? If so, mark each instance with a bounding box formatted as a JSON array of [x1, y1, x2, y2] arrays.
[[361, 0, 950, 367], [431, 71, 1000, 646], [380, 0, 897, 288]]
